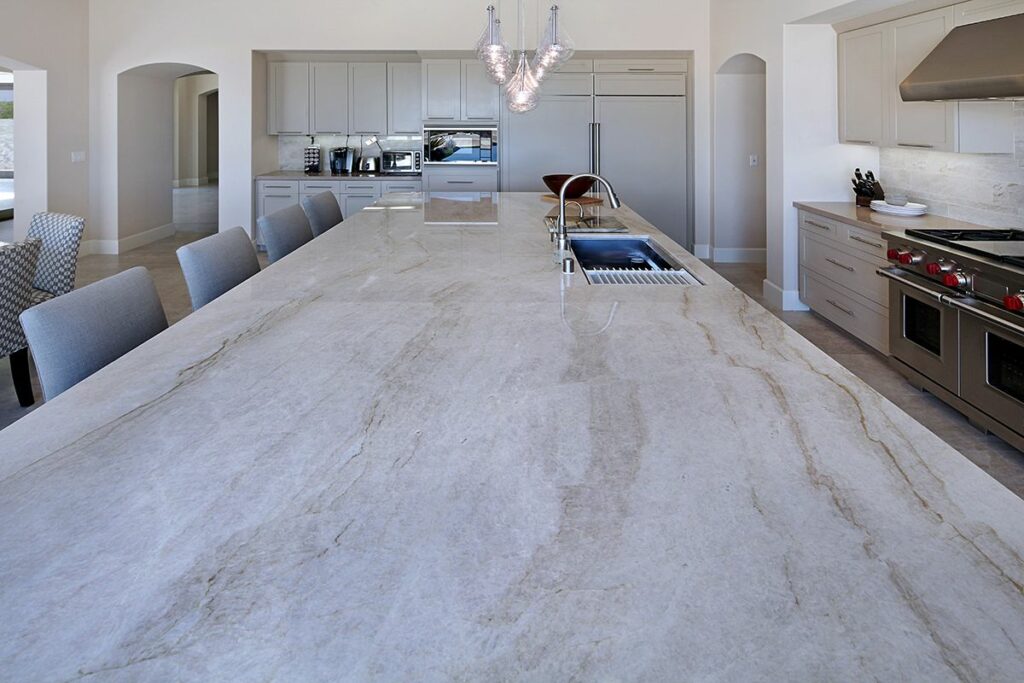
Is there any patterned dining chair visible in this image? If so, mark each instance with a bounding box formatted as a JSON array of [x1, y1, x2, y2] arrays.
[[26, 212, 86, 306], [1, 238, 43, 406]]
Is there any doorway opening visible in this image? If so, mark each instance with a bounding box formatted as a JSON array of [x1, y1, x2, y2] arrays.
[[116, 63, 219, 252], [713, 53, 767, 264], [173, 73, 218, 233]]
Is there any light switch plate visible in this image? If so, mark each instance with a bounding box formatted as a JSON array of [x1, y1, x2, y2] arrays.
[[749, 155, 759, 167], [71, 151, 87, 163]]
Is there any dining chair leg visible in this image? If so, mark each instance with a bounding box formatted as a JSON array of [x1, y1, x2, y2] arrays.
[[10, 348, 35, 407]]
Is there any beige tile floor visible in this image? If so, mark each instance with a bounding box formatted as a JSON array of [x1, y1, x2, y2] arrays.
[[2, 225, 1023, 499]]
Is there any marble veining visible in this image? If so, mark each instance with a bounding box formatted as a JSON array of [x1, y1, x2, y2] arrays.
[[2, 193, 1024, 681]]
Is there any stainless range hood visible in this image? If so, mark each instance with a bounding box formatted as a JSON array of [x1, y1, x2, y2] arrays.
[[900, 13, 1024, 101]]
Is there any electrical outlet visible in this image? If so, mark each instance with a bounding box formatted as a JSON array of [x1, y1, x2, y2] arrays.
[[749, 154, 759, 167], [71, 151, 87, 163]]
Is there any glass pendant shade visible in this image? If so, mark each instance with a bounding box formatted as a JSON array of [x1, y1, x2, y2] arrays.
[[476, 6, 513, 85], [505, 52, 541, 113], [532, 5, 575, 80]]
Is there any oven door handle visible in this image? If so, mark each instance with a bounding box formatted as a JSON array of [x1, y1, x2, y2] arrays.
[[876, 268, 947, 302], [945, 297, 1024, 337]]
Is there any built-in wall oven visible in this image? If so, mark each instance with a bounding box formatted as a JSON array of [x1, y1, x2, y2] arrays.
[[423, 127, 499, 165]]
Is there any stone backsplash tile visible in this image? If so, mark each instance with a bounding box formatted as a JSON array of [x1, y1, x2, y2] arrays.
[[879, 102, 1024, 228], [278, 134, 422, 171]]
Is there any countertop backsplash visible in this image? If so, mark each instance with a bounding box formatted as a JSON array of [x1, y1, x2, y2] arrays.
[[279, 134, 422, 171], [879, 102, 1024, 229]]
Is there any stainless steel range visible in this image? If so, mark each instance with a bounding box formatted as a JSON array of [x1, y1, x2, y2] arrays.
[[880, 228, 1024, 451]]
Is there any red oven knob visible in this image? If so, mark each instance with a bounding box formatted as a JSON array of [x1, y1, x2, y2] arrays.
[[943, 272, 969, 288], [898, 251, 923, 265], [926, 262, 953, 275], [887, 248, 901, 260], [1004, 294, 1024, 311]]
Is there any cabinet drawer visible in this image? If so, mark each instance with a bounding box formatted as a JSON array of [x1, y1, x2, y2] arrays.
[[424, 167, 498, 193], [299, 180, 341, 194], [257, 180, 299, 194], [842, 224, 888, 261], [382, 180, 422, 193], [798, 211, 842, 241], [342, 181, 382, 195], [801, 269, 889, 354], [595, 74, 686, 96], [541, 73, 593, 96], [801, 232, 889, 307], [593, 59, 687, 73]]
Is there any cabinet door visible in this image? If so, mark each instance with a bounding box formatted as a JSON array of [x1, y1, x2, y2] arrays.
[[269, 62, 310, 135], [502, 96, 593, 192], [892, 9, 955, 151], [461, 61, 499, 121], [311, 63, 348, 134], [388, 63, 423, 134], [349, 63, 387, 134], [422, 60, 461, 121], [838, 25, 887, 145], [595, 96, 688, 247], [344, 193, 379, 215], [955, 0, 1024, 24]]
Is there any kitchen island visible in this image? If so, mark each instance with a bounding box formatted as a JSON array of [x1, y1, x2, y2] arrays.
[[2, 193, 1023, 680]]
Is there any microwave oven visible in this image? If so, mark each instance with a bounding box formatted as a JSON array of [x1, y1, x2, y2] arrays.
[[424, 127, 499, 165], [381, 150, 422, 174]]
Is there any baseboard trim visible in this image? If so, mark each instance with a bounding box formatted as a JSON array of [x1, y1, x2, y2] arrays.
[[712, 247, 766, 264], [763, 279, 809, 311], [80, 239, 119, 256], [693, 243, 711, 260], [118, 223, 176, 253]]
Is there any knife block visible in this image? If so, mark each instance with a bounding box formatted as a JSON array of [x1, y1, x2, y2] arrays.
[[855, 195, 872, 207]]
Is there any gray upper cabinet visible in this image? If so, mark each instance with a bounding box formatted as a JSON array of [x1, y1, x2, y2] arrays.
[[310, 62, 349, 135], [349, 62, 387, 134], [891, 8, 956, 151], [388, 63, 422, 134], [838, 24, 887, 145], [422, 60, 461, 121], [955, 0, 1024, 23], [268, 62, 310, 136], [461, 61, 499, 121]]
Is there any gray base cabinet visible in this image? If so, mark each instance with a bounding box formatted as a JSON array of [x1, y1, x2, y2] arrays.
[[798, 210, 890, 354], [423, 166, 499, 193]]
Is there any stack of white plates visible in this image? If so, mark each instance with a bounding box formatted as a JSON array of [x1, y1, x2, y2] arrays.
[[870, 200, 928, 217]]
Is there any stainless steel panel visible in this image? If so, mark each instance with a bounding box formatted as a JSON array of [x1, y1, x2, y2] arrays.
[[888, 274, 960, 393], [960, 307, 1024, 434]]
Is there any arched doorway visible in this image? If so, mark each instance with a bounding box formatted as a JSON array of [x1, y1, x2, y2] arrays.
[[117, 63, 219, 251], [713, 54, 767, 265]]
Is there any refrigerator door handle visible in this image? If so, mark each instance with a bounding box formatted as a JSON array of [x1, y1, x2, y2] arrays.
[[590, 123, 601, 175]]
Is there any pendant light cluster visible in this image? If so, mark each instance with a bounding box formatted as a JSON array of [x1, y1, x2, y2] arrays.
[[476, 2, 574, 114]]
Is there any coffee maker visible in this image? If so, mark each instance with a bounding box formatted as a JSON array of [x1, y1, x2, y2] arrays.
[[330, 147, 355, 175]]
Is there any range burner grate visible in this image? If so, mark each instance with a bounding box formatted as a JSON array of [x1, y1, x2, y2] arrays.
[[907, 228, 1024, 243]]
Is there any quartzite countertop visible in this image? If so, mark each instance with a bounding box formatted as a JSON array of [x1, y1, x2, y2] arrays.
[[795, 201, 995, 235], [2, 193, 1024, 680]]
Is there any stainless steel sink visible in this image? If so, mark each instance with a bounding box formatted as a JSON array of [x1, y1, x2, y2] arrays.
[[568, 236, 702, 286]]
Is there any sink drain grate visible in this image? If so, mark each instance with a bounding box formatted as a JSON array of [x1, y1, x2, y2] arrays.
[[585, 267, 701, 286]]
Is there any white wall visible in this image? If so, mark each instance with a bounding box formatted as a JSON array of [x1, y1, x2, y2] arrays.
[[0, 0, 89, 243], [118, 69, 176, 249], [713, 55, 766, 263], [87, 0, 712, 248], [710, 0, 886, 309]]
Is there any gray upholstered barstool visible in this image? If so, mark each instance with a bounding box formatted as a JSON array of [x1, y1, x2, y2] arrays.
[[20, 267, 168, 401], [301, 191, 344, 237], [257, 204, 314, 264], [176, 226, 260, 311]]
